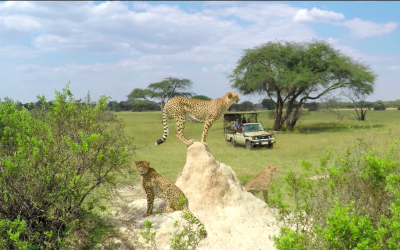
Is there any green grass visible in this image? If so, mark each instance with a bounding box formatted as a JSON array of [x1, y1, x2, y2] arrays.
[[118, 109, 400, 198]]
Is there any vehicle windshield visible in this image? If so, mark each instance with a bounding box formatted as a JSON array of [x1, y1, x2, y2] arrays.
[[243, 124, 264, 132]]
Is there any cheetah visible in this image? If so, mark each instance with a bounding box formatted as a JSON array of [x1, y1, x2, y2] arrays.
[[155, 92, 240, 146], [135, 161, 207, 238], [244, 164, 277, 203]]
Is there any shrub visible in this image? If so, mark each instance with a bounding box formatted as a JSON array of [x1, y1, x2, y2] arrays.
[[307, 106, 318, 112], [271, 128, 400, 250], [374, 100, 386, 110], [0, 84, 135, 248]]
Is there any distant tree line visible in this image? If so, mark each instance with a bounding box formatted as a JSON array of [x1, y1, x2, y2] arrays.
[[4, 97, 397, 113]]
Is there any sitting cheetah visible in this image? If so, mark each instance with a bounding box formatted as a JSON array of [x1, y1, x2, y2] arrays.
[[135, 161, 207, 238], [155, 92, 240, 146], [244, 164, 277, 203]]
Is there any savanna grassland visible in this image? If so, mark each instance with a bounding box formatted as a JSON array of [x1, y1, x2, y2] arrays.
[[119, 108, 400, 196]]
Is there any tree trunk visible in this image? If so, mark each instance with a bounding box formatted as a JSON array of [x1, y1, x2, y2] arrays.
[[359, 108, 367, 121], [273, 95, 284, 131], [286, 106, 302, 131]]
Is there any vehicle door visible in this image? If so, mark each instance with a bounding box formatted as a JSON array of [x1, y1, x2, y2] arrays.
[[234, 125, 246, 144]]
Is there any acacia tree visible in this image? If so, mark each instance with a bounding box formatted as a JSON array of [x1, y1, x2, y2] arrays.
[[228, 40, 376, 131], [341, 81, 374, 121], [127, 77, 194, 111]]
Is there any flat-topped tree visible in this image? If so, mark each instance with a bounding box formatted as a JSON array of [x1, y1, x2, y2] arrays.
[[128, 77, 194, 111], [228, 39, 376, 131]]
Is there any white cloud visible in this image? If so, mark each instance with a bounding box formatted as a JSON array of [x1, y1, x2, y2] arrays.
[[0, 1, 398, 103], [213, 64, 234, 73], [388, 66, 400, 71], [203, 1, 239, 7], [293, 7, 345, 23], [343, 18, 398, 38], [0, 14, 41, 30], [203, 2, 300, 23], [325, 37, 340, 45], [15, 64, 44, 72], [0, 1, 38, 12], [334, 44, 399, 63], [0, 44, 39, 58]]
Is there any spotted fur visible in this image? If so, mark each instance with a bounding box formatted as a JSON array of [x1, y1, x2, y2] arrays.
[[135, 161, 207, 238], [155, 92, 240, 146], [244, 164, 277, 203]]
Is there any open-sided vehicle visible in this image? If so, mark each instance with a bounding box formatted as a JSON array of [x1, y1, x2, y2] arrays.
[[223, 111, 276, 150]]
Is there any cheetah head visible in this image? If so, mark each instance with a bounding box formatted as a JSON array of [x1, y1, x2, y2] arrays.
[[266, 164, 277, 176], [225, 92, 240, 107], [135, 161, 150, 175]]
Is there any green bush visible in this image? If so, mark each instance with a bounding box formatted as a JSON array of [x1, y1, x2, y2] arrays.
[[374, 100, 386, 110], [0, 84, 135, 249], [271, 129, 400, 250]]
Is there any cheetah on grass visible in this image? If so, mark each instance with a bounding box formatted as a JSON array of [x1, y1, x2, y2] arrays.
[[244, 164, 277, 203]]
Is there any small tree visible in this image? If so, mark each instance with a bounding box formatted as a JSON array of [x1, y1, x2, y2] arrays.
[[239, 101, 255, 111], [130, 99, 159, 112], [341, 78, 374, 120], [128, 77, 194, 111], [307, 102, 319, 112], [261, 98, 275, 110], [228, 103, 240, 111], [118, 100, 132, 111], [0, 84, 135, 248], [108, 100, 120, 111], [192, 95, 212, 101], [374, 100, 386, 110]]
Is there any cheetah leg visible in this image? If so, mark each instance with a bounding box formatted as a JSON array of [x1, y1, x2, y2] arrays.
[[262, 190, 269, 203], [164, 200, 175, 213], [200, 117, 215, 146], [143, 188, 154, 217], [175, 115, 195, 146]]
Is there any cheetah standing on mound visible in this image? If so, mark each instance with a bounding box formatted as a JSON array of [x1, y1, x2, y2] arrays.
[[135, 161, 207, 238], [155, 92, 240, 146], [244, 164, 277, 203]]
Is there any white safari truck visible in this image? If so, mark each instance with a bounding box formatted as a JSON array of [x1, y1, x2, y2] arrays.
[[223, 112, 276, 150]]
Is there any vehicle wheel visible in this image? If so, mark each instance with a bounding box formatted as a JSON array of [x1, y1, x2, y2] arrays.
[[230, 139, 236, 147], [267, 143, 274, 149], [245, 140, 253, 150]]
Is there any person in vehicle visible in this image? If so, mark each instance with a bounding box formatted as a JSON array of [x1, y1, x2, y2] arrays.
[[247, 118, 251, 123], [234, 119, 242, 132], [242, 116, 247, 124]]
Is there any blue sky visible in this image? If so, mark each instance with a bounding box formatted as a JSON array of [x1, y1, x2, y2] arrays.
[[1, 1, 399, 103]]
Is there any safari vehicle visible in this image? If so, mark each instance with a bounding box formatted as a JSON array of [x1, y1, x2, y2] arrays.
[[223, 111, 276, 150]]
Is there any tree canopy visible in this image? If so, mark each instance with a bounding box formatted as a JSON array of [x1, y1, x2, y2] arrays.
[[127, 77, 194, 110], [192, 95, 212, 101], [228, 39, 376, 131]]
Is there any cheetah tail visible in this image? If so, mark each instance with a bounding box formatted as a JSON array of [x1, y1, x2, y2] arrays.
[[155, 106, 169, 145]]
